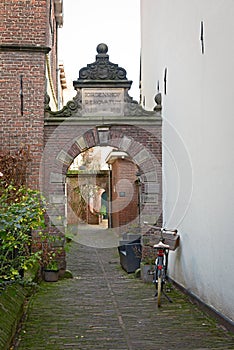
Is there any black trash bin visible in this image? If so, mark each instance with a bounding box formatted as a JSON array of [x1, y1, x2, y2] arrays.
[[118, 238, 142, 273]]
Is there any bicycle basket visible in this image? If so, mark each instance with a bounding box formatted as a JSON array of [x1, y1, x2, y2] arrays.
[[147, 228, 180, 251]]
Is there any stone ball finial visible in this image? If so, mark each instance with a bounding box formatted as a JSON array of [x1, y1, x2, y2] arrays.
[[153, 92, 162, 112], [96, 43, 108, 54]]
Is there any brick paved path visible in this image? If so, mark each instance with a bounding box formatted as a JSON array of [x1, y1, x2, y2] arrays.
[[14, 241, 234, 349]]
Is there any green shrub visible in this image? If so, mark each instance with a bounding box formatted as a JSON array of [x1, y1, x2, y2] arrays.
[[0, 181, 45, 282]]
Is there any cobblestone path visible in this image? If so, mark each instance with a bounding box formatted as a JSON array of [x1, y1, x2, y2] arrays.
[[14, 242, 234, 349]]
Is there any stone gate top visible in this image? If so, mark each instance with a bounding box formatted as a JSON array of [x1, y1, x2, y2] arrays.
[[74, 43, 130, 86], [45, 43, 162, 123]]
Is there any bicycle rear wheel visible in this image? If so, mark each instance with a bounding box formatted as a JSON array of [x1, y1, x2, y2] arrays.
[[157, 276, 162, 307]]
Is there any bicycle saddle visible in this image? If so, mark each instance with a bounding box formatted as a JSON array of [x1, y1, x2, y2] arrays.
[[154, 241, 170, 249]]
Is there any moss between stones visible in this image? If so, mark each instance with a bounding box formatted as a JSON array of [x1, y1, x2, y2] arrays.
[[60, 270, 73, 279], [0, 265, 72, 349], [0, 284, 27, 350], [0, 264, 39, 350]]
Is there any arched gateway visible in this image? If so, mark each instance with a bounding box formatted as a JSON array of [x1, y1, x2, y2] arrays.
[[43, 44, 162, 270]]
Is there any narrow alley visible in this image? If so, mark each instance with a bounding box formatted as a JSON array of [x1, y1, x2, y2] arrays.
[[13, 239, 234, 349]]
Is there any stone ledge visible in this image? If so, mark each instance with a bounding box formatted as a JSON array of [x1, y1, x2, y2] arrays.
[[0, 44, 51, 53], [44, 116, 162, 126]]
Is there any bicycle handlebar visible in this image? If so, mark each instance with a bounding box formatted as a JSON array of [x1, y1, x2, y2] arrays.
[[143, 222, 178, 235]]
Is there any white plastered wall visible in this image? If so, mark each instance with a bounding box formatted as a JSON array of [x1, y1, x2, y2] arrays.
[[141, 0, 234, 322]]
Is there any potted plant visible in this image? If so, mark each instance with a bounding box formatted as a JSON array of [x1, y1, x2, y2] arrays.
[[140, 258, 155, 283], [43, 259, 59, 282], [40, 242, 60, 282], [140, 245, 156, 283]]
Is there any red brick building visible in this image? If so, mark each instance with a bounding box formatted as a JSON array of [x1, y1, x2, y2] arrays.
[[0, 0, 63, 188]]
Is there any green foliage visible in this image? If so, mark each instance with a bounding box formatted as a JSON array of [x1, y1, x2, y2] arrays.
[[0, 181, 46, 283], [140, 257, 155, 265], [40, 244, 60, 271], [44, 257, 59, 271], [100, 205, 107, 216]]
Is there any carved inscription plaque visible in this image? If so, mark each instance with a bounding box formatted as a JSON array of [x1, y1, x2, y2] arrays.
[[82, 88, 124, 116]]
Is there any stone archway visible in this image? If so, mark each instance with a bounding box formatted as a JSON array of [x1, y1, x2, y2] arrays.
[[42, 126, 162, 227], [42, 43, 162, 269]]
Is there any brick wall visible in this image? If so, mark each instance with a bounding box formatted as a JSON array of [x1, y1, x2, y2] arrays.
[[0, 51, 46, 188], [1, 0, 48, 46], [0, 0, 58, 188]]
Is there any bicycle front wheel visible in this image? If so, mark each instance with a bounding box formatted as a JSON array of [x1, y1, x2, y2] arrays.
[[157, 276, 162, 307]]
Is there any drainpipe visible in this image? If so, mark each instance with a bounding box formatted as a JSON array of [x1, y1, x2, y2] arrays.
[[57, 66, 61, 110], [108, 164, 112, 228], [64, 178, 67, 227], [136, 171, 142, 228]]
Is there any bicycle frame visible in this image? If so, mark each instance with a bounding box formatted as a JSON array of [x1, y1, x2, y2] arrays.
[[154, 240, 171, 307], [144, 223, 178, 307]]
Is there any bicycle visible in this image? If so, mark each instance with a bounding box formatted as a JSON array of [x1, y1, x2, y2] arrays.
[[144, 224, 179, 307]]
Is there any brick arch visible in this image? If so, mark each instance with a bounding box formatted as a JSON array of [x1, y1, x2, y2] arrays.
[[62, 125, 162, 176], [41, 123, 162, 268]]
